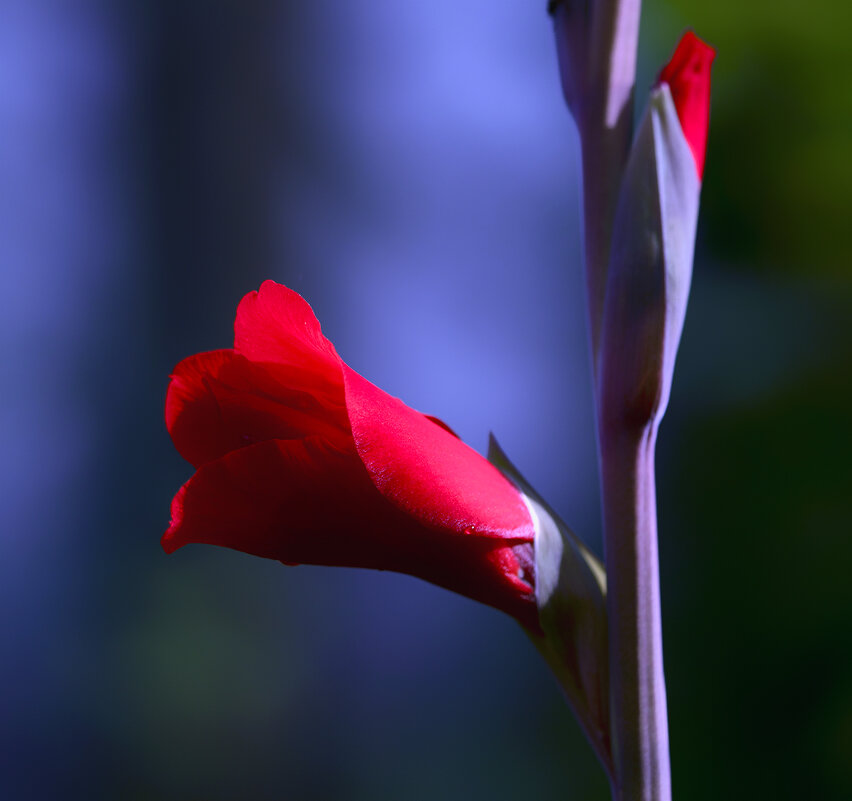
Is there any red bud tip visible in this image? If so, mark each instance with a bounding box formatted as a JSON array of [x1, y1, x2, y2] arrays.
[[657, 30, 716, 179]]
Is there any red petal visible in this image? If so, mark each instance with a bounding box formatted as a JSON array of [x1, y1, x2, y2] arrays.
[[166, 350, 350, 468], [234, 280, 340, 373], [165, 350, 241, 468], [424, 414, 460, 439], [163, 437, 391, 564], [233, 282, 346, 415], [658, 31, 716, 179], [341, 364, 534, 544], [162, 435, 538, 627]]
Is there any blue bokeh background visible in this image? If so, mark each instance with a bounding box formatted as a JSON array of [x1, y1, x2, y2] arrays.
[[2, 2, 850, 799]]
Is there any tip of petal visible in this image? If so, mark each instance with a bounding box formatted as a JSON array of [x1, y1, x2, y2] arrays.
[[657, 30, 716, 179], [233, 280, 340, 369], [160, 531, 180, 554], [161, 484, 188, 554]]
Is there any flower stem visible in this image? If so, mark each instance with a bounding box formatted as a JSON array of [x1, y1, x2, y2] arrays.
[[551, 3, 673, 796], [599, 422, 671, 801], [579, 122, 630, 372], [566, 0, 643, 371]]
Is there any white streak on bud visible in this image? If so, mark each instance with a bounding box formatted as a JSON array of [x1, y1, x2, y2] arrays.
[[605, 0, 642, 128], [525, 490, 611, 773]]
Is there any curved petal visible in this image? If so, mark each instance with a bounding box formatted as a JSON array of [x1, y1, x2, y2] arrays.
[[166, 350, 242, 468], [341, 364, 535, 544], [163, 435, 537, 626], [163, 436, 395, 565], [657, 31, 715, 179], [166, 350, 350, 468], [424, 414, 460, 439], [234, 281, 340, 378]]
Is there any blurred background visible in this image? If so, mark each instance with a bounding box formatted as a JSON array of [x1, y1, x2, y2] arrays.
[[1, 1, 849, 799]]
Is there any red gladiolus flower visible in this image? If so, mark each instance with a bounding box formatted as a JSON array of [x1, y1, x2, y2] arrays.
[[164, 281, 538, 629], [657, 30, 716, 179]]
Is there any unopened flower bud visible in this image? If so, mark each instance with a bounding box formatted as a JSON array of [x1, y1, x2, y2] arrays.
[[598, 33, 714, 431]]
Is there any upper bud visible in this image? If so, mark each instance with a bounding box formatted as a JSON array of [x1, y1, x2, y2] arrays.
[[598, 32, 714, 431]]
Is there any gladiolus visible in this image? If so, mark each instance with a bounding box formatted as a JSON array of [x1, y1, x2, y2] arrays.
[[163, 281, 539, 630]]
